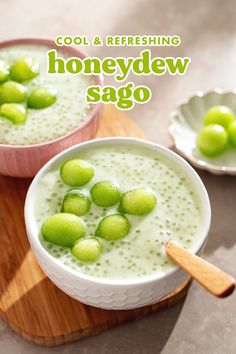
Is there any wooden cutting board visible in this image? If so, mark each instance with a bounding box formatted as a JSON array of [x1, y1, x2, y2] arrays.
[[0, 105, 191, 346]]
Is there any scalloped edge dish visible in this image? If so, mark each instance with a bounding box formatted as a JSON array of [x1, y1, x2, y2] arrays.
[[169, 89, 236, 175]]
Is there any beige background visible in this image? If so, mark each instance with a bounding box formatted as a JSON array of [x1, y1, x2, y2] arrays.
[[0, 0, 236, 353]]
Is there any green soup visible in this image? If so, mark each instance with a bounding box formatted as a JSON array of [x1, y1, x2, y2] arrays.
[[35, 144, 202, 280], [0, 45, 91, 145]]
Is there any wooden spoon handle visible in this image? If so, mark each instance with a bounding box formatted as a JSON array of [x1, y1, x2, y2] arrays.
[[166, 241, 235, 298]]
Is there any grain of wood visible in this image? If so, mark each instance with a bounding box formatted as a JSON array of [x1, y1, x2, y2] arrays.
[[166, 241, 235, 298]]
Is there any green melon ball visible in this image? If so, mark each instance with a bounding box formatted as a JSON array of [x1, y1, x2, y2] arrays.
[[96, 214, 130, 240], [119, 188, 156, 215], [41, 213, 86, 247], [0, 60, 9, 83], [10, 57, 39, 82], [71, 238, 102, 262], [197, 124, 228, 156], [228, 121, 236, 147], [204, 105, 235, 129], [60, 159, 94, 187], [91, 181, 120, 207], [0, 103, 27, 124], [61, 189, 91, 216], [0, 81, 27, 104], [27, 87, 57, 109]]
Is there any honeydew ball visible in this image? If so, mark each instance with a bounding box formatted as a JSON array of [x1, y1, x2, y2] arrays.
[[0, 103, 27, 124], [204, 105, 235, 129], [197, 124, 228, 156], [41, 213, 86, 247], [91, 181, 120, 207], [61, 189, 91, 216], [10, 57, 39, 82], [71, 238, 102, 262], [60, 159, 94, 187], [120, 188, 156, 215], [96, 214, 130, 241], [27, 87, 57, 109], [0, 60, 9, 83], [228, 121, 236, 147], [0, 81, 27, 104]]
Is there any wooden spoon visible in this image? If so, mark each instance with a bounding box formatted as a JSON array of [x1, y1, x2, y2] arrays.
[[166, 241, 235, 298]]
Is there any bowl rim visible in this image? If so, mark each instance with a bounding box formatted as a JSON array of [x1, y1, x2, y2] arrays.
[[24, 137, 211, 287], [0, 37, 103, 150], [169, 88, 236, 175]]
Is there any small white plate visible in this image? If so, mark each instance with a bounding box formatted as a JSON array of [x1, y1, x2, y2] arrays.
[[169, 89, 236, 175]]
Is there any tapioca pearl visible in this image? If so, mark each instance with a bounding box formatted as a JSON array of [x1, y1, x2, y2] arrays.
[[83, 265, 90, 272]]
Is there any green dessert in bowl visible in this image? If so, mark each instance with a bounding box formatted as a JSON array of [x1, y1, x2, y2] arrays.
[[169, 90, 236, 175], [25, 138, 211, 309], [0, 39, 102, 177]]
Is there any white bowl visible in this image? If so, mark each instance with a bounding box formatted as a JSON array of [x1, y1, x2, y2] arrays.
[[24, 138, 211, 310], [169, 89, 236, 175]]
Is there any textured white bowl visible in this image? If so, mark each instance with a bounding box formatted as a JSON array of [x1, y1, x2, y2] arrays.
[[169, 89, 236, 175], [24, 138, 211, 310]]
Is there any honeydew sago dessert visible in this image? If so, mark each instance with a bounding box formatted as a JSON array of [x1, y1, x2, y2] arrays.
[[197, 105, 236, 157], [35, 144, 202, 280], [0, 45, 91, 145]]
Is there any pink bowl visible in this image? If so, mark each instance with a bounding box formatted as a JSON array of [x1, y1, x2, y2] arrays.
[[0, 38, 103, 177]]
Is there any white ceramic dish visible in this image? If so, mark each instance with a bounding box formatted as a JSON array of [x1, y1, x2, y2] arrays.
[[24, 138, 211, 310], [169, 89, 236, 175]]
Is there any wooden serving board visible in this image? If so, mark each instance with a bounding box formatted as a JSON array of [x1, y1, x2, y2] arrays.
[[0, 105, 191, 346]]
